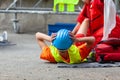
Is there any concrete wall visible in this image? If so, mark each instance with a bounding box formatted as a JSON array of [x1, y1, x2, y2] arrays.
[[0, 0, 81, 33]]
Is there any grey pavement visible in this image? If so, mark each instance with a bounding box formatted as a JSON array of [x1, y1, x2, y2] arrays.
[[0, 31, 120, 80]]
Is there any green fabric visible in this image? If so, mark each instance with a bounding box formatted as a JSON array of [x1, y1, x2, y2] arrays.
[[67, 45, 81, 64], [50, 45, 81, 64], [53, 0, 79, 12], [50, 45, 63, 63]]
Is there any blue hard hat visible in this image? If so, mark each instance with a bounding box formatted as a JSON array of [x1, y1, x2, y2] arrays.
[[52, 29, 73, 50]]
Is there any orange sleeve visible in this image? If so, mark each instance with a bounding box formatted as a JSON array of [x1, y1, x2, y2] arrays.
[[78, 43, 91, 60], [40, 46, 56, 63]]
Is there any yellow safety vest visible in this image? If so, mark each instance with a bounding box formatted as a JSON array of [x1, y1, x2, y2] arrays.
[[50, 45, 82, 64]]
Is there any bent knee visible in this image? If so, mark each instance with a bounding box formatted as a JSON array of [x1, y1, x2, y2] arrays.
[[84, 18, 89, 23]]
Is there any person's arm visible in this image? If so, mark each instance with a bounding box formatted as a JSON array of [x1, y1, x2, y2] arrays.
[[72, 4, 89, 35], [70, 31, 95, 47], [36, 32, 57, 63], [72, 22, 81, 35], [77, 4, 88, 23], [75, 36, 95, 48], [36, 32, 56, 49]]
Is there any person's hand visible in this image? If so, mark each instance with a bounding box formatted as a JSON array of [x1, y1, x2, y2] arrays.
[[69, 31, 76, 42], [50, 33, 57, 42]]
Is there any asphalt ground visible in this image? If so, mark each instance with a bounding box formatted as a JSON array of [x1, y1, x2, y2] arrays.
[[0, 31, 120, 80]]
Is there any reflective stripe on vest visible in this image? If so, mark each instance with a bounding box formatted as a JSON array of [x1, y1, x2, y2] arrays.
[[50, 45, 81, 64]]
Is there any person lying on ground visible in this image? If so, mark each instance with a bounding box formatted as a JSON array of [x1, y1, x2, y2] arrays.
[[36, 19, 95, 64]]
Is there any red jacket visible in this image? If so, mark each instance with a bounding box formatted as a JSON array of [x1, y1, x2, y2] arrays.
[[77, 0, 104, 46]]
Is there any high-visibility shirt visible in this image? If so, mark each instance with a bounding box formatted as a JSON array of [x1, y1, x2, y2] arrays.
[[40, 44, 90, 64]]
